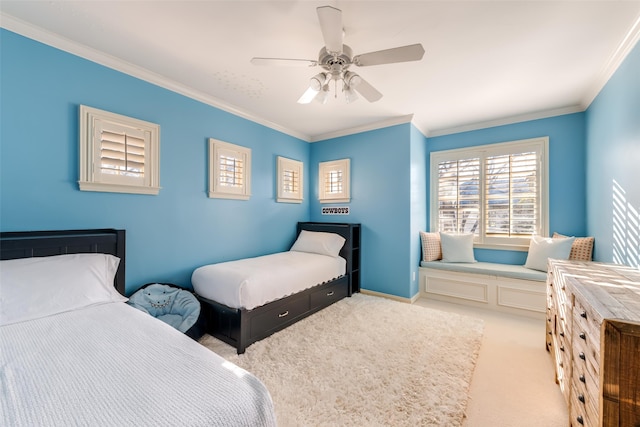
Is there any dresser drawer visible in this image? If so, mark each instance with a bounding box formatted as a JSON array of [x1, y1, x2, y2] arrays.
[[573, 297, 600, 345], [572, 336, 599, 389], [570, 388, 598, 427], [310, 279, 348, 309]]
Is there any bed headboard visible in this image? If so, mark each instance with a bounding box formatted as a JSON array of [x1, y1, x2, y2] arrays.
[[297, 222, 360, 295], [0, 229, 126, 295]]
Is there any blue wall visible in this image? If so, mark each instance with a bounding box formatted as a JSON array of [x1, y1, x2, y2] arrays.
[[585, 42, 640, 268], [0, 30, 310, 295], [2, 27, 637, 301], [426, 113, 587, 265], [409, 125, 428, 296], [309, 124, 420, 299]]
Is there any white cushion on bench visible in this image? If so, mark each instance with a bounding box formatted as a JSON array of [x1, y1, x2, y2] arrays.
[[420, 261, 547, 282]]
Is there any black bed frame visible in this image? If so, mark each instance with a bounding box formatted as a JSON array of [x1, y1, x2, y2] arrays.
[[197, 222, 361, 354], [0, 229, 126, 295]]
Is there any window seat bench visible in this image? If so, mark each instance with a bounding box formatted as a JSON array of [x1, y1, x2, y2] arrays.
[[419, 261, 547, 319]]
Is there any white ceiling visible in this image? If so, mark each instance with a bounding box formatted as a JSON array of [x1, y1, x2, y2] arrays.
[[2, 1, 640, 141]]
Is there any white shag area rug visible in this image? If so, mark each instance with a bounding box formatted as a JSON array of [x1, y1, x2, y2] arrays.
[[200, 293, 484, 427]]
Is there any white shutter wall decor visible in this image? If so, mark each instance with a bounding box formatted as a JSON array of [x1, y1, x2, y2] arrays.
[[318, 158, 350, 203], [277, 156, 303, 203], [79, 105, 160, 195], [208, 138, 251, 200]]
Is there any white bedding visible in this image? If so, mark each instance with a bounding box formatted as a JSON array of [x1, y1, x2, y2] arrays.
[[0, 302, 276, 427], [191, 251, 346, 310]]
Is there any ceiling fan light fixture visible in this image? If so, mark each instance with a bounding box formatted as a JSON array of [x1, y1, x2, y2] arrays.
[[297, 73, 329, 104], [344, 85, 358, 104], [315, 85, 330, 104], [310, 72, 328, 91], [343, 71, 362, 88]]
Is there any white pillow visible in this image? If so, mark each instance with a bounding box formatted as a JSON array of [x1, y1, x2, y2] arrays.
[[440, 233, 477, 263], [290, 230, 346, 258], [524, 235, 576, 272], [0, 253, 126, 326]]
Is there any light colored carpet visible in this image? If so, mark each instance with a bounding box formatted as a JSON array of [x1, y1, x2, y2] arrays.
[[200, 293, 484, 426]]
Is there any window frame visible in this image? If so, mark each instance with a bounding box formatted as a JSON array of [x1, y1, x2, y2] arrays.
[[318, 158, 350, 204], [79, 105, 160, 195], [277, 156, 304, 203], [208, 138, 251, 200], [430, 137, 549, 251]]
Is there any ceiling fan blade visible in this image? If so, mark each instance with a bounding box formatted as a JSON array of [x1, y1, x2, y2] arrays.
[[353, 77, 383, 102], [317, 6, 343, 54], [353, 43, 425, 67], [251, 57, 317, 67]]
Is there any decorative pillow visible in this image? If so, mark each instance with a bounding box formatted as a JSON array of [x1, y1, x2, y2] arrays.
[[440, 233, 476, 263], [128, 284, 200, 333], [290, 230, 346, 258], [524, 235, 575, 272], [553, 232, 594, 261], [420, 231, 442, 261], [0, 253, 125, 326]]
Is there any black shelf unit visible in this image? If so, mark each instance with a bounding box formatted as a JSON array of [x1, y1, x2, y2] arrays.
[[297, 222, 360, 295]]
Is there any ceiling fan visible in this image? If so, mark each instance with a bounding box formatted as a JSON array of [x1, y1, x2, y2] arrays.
[[251, 5, 425, 104]]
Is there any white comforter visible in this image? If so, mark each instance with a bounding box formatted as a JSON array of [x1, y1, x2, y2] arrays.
[[0, 303, 276, 427], [191, 251, 346, 310]]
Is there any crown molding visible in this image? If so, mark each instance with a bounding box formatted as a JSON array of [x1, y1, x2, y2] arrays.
[[426, 105, 584, 138], [580, 13, 640, 110], [0, 13, 311, 142], [310, 114, 414, 142]]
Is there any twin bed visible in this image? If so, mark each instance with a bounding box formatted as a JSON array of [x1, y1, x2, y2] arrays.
[[192, 222, 361, 354], [0, 222, 360, 424]]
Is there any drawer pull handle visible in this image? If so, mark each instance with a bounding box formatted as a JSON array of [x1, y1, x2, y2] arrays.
[[578, 394, 585, 403], [327, 291, 334, 296], [579, 374, 586, 383], [278, 311, 289, 318], [576, 415, 584, 425], [579, 332, 586, 340], [579, 352, 586, 360], [560, 346, 565, 352], [560, 332, 565, 337], [580, 311, 587, 319]]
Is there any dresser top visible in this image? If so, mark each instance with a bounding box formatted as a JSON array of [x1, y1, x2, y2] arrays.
[[550, 260, 640, 324]]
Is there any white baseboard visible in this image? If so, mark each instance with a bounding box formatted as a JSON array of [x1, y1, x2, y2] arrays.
[[360, 289, 421, 304]]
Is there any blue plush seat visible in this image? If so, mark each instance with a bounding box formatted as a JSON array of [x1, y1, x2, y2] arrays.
[[128, 283, 201, 335]]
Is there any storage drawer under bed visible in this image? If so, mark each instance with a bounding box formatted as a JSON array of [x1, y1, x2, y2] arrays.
[[249, 293, 310, 339]]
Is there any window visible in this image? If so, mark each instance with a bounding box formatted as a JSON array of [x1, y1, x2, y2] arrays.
[[209, 138, 251, 200], [319, 158, 350, 203], [277, 156, 303, 203], [79, 105, 160, 195], [430, 137, 548, 250]]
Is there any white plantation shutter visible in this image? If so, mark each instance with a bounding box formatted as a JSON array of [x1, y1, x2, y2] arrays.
[[485, 151, 538, 237], [282, 168, 298, 193], [96, 122, 148, 183], [319, 159, 350, 203], [325, 169, 343, 194], [79, 105, 160, 195], [431, 137, 548, 249], [209, 139, 251, 200], [277, 157, 303, 203], [437, 158, 480, 234], [219, 153, 244, 188]]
